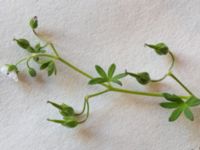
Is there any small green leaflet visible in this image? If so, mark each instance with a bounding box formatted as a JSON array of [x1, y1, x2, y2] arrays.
[[160, 93, 200, 122], [169, 107, 184, 122], [88, 64, 127, 86], [14, 38, 46, 53], [48, 61, 56, 76], [40, 60, 57, 76]]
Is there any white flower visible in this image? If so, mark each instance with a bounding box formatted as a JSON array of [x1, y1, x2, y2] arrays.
[[0, 65, 18, 82]]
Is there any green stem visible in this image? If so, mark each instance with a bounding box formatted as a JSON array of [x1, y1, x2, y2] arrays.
[[24, 53, 189, 99], [49, 43, 59, 57], [15, 57, 28, 66], [168, 71, 194, 96], [78, 89, 110, 123], [57, 57, 93, 79], [33, 29, 59, 56], [110, 87, 189, 99], [151, 50, 175, 82]]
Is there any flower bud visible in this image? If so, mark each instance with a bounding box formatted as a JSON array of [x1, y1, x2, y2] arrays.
[[29, 16, 38, 29], [145, 43, 169, 55]]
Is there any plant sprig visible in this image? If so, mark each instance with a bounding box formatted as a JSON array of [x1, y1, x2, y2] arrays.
[[1, 16, 200, 129]]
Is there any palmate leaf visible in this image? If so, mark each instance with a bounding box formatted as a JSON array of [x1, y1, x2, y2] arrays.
[[161, 93, 200, 122], [145, 43, 169, 55], [89, 64, 127, 86]]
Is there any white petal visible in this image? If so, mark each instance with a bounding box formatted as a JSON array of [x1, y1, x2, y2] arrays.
[[0, 65, 9, 75], [8, 72, 18, 82]]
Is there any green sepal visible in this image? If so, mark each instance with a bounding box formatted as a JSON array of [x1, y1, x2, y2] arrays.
[[47, 118, 78, 128], [40, 61, 51, 70], [127, 72, 151, 85], [47, 101, 75, 116], [60, 104, 75, 116], [29, 16, 38, 29], [136, 72, 151, 85], [28, 67, 37, 77], [63, 116, 78, 128], [15, 38, 30, 49], [145, 43, 169, 55]]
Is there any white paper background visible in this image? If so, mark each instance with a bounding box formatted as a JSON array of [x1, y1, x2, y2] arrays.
[[1, 0, 200, 150]]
